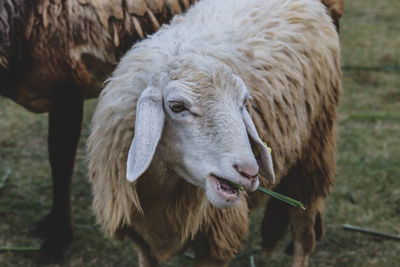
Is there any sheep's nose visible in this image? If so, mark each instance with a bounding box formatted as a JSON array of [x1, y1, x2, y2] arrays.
[[234, 163, 259, 180]]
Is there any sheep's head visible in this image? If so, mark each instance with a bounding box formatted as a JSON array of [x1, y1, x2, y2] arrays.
[[127, 57, 275, 208]]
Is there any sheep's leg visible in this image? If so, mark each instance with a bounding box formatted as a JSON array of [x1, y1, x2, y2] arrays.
[[285, 205, 324, 256], [287, 197, 325, 267], [261, 183, 325, 257], [261, 170, 331, 266], [262, 185, 325, 267], [260, 190, 290, 252], [287, 126, 335, 267], [34, 86, 83, 259]]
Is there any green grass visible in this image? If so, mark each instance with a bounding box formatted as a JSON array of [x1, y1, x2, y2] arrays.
[[1, 0, 400, 266]]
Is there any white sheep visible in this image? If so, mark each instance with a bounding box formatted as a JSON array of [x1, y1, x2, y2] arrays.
[[87, 0, 342, 266]]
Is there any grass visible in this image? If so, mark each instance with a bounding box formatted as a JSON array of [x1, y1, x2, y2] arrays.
[[1, 0, 400, 266]]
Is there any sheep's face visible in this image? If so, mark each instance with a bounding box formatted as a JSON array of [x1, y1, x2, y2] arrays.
[[127, 60, 275, 209]]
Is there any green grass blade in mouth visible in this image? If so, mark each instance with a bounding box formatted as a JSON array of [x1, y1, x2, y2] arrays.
[[228, 180, 305, 210], [257, 186, 306, 210]]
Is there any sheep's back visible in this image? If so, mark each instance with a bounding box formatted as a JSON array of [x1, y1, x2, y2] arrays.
[[0, 0, 196, 113]]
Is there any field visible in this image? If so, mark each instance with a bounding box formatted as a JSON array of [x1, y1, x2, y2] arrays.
[[1, 0, 399, 266]]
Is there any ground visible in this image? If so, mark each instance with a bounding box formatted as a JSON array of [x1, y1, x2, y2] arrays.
[[0, 0, 399, 266]]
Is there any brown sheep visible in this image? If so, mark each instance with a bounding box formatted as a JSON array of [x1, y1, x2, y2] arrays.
[[0, 0, 196, 259], [87, 0, 343, 266]]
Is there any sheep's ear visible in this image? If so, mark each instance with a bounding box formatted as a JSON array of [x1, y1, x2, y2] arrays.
[[241, 108, 276, 184], [126, 86, 165, 182]]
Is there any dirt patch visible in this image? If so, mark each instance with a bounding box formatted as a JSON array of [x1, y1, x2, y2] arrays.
[[352, 72, 380, 85], [381, 90, 400, 103]]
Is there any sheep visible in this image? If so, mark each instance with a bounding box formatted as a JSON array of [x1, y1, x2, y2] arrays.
[[88, 0, 343, 265], [87, 0, 343, 266], [0, 0, 195, 259]]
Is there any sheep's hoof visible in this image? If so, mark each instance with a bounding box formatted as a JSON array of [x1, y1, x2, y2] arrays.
[[32, 212, 73, 261], [36, 235, 73, 263]]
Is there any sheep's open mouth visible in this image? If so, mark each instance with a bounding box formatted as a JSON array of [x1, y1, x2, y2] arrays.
[[210, 175, 240, 202]]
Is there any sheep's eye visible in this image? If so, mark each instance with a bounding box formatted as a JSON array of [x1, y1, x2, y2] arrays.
[[169, 102, 187, 113]]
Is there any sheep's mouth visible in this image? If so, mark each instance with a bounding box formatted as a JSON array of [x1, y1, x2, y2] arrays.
[[209, 175, 240, 202]]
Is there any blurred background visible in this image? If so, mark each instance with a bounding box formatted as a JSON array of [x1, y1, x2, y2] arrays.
[[1, 0, 399, 266]]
